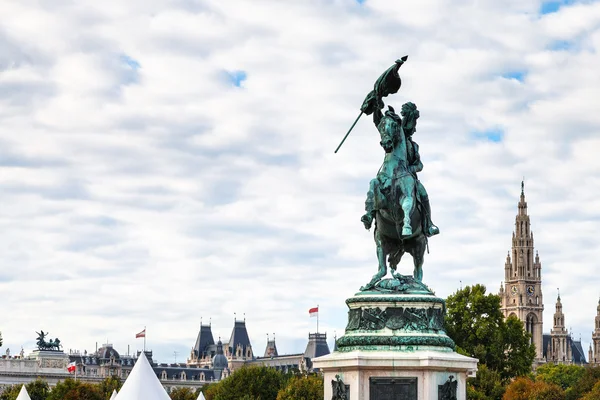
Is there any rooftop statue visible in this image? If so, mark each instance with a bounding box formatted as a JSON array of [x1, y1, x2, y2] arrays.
[[336, 57, 439, 291], [35, 330, 62, 351]]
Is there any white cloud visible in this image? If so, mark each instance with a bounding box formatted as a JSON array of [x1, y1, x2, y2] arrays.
[[1, 0, 600, 362]]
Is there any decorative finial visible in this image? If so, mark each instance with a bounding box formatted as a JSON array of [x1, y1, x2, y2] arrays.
[[273, 333, 276, 341], [244, 312, 246, 322], [521, 179, 524, 195], [266, 333, 269, 341], [209, 317, 212, 326], [557, 288, 561, 300], [234, 312, 236, 322]]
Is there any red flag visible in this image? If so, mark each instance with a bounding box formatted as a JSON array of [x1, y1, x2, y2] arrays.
[[67, 362, 76, 373], [135, 329, 146, 338], [309, 307, 318, 317]]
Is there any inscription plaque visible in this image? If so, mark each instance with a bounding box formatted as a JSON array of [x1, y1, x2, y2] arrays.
[[370, 377, 417, 400]]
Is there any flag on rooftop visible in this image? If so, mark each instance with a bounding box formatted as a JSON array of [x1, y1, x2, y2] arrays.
[[309, 306, 318, 317], [135, 329, 146, 338]]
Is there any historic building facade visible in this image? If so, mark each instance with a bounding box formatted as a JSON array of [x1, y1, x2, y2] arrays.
[[0, 319, 330, 393], [499, 183, 586, 366]]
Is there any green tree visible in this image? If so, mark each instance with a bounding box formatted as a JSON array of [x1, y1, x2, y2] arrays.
[[467, 364, 505, 400], [535, 363, 585, 391], [445, 284, 535, 381], [47, 378, 103, 400], [565, 366, 600, 400], [0, 385, 21, 400], [276, 374, 323, 400], [169, 387, 198, 400], [99, 376, 122, 400], [25, 379, 50, 400], [211, 366, 285, 400], [582, 381, 600, 400]]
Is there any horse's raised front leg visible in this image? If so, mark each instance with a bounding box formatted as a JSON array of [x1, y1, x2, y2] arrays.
[[361, 229, 388, 291]]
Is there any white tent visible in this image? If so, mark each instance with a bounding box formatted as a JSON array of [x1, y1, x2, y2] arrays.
[[114, 353, 170, 400], [197, 391, 206, 400], [16, 385, 32, 400], [110, 389, 118, 400]]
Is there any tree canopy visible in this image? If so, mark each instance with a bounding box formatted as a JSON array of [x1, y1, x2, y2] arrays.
[[276, 374, 323, 400], [445, 284, 535, 381]]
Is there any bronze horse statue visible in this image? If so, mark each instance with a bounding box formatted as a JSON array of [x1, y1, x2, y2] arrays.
[[360, 104, 429, 290]]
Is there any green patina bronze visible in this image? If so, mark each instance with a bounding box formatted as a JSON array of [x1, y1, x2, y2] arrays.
[[35, 330, 62, 351], [334, 57, 454, 353], [336, 335, 455, 351], [338, 57, 439, 290], [345, 306, 445, 333]]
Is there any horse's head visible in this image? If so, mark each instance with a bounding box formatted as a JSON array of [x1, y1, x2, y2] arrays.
[[378, 106, 402, 153]]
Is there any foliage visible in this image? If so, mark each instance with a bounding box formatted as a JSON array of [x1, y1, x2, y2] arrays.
[[535, 363, 585, 391], [25, 379, 51, 400], [169, 387, 198, 400], [581, 381, 600, 400], [99, 376, 122, 400], [276, 374, 323, 400], [564, 366, 600, 400], [503, 377, 565, 400], [209, 366, 285, 400], [467, 364, 505, 400], [46, 378, 103, 400], [445, 284, 535, 381]]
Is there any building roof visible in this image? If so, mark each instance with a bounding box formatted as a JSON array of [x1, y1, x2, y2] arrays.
[[304, 333, 330, 359], [264, 339, 278, 358], [228, 320, 252, 354], [193, 325, 215, 358]]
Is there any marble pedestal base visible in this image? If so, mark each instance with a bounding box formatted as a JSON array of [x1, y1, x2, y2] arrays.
[[313, 350, 477, 400]]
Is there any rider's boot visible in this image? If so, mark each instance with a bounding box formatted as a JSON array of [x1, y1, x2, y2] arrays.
[[361, 211, 374, 230], [362, 190, 376, 230], [422, 196, 439, 237]]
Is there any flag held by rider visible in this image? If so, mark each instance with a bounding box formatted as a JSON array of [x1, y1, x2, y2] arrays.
[[334, 55, 408, 153]]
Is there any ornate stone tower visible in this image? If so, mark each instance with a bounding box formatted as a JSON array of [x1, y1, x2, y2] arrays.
[[499, 182, 544, 361], [549, 293, 572, 363], [591, 299, 600, 364]]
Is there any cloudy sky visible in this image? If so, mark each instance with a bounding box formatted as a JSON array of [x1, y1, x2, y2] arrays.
[[1, 0, 600, 363]]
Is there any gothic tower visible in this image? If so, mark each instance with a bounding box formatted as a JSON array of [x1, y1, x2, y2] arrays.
[[549, 293, 571, 363], [591, 298, 600, 364], [499, 182, 544, 361]]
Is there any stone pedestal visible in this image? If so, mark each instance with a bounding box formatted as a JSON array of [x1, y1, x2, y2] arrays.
[[314, 349, 476, 400], [313, 279, 478, 400]]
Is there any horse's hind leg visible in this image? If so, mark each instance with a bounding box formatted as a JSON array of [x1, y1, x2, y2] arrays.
[[361, 228, 388, 290], [410, 236, 427, 282]]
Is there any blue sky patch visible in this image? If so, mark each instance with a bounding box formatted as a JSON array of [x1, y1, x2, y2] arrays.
[[120, 54, 141, 69], [502, 71, 526, 82], [226, 70, 247, 87], [356, 0, 366, 4], [540, 0, 574, 14], [472, 128, 504, 143], [548, 40, 575, 51]]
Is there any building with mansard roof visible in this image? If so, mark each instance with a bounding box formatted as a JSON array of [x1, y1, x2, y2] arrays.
[[0, 319, 330, 394], [499, 182, 587, 366]]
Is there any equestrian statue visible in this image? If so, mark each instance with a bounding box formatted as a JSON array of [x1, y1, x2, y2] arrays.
[[335, 56, 439, 291]]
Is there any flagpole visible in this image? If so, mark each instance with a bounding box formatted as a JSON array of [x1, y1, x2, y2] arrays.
[[317, 305, 319, 334], [143, 326, 146, 353]]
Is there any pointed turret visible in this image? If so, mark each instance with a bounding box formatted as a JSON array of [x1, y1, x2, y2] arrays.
[[500, 181, 544, 362], [550, 291, 571, 363], [228, 319, 253, 359], [191, 323, 215, 362], [264, 334, 278, 358], [591, 297, 600, 365], [304, 333, 330, 359]]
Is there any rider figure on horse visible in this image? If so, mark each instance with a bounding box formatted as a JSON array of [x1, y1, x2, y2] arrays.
[[361, 102, 439, 237]]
